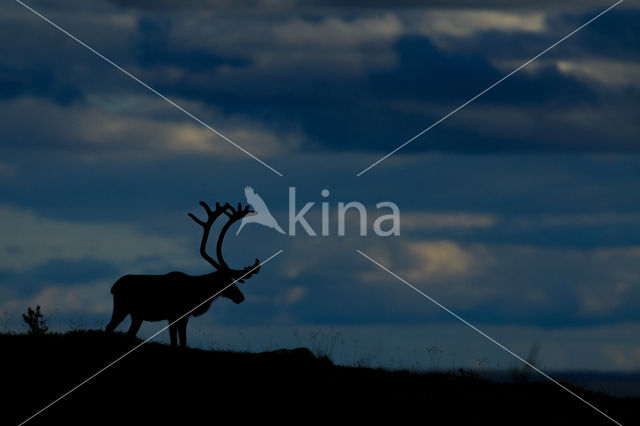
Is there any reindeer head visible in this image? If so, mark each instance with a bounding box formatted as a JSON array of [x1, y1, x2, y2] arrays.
[[188, 201, 260, 303]]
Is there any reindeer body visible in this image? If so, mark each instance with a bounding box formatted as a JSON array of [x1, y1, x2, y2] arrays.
[[110, 272, 243, 318], [105, 201, 259, 347]]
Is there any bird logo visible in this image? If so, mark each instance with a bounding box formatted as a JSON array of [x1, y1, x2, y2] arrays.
[[236, 186, 285, 235]]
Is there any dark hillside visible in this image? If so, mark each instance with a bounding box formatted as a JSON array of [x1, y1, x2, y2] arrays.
[[2, 331, 636, 425]]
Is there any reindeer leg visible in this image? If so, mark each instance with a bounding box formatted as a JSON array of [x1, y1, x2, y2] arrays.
[[106, 306, 127, 333], [178, 317, 189, 348], [127, 316, 143, 339], [169, 321, 178, 347]]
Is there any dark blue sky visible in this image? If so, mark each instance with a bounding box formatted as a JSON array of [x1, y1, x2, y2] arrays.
[[1, 0, 639, 371]]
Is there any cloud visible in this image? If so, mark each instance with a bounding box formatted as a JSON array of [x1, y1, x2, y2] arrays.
[[602, 344, 640, 370], [103, 0, 637, 11], [209, 14, 403, 74], [356, 239, 496, 308], [281, 285, 307, 305], [0, 3, 140, 103], [492, 58, 640, 90], [579, 281, 633, 315], [280, 238, 356, 279], [407, 10, 546, 38], [384, 240, 497, 307], [107, 0, 300, 10], [144, 11, 406, 78], [0, 97, 300, 160], [480, 244, 640, 321], [548, 8, 640, 62], [0, 258, 120, 302], [0, 204, 191, 272], [273, 14, 403, 47], [302, 33, 637, 154], [352, 236, 640, 324], [0, 281, 112, 316], [556, 60, 640, 89], [536, 213, 640, 227], [402, 212, 497, 230], [4, 1, 638, 155], [404, 240, 492, 281], [574, 247, 640, 315], [401, 101, 640, 152]]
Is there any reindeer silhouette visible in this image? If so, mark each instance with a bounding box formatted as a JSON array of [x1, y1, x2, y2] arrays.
[[105, 201, 260, 347]]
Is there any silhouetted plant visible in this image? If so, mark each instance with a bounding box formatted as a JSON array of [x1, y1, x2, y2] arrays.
[[308, 329, 342, 359], [238, 330, 252, 351], [0, 311, 11, 334], [458, 367, 479, 379], [426, 345, 443, 371], [292, 328, 302, 346], [354, 354, 373, 368], [509, 343, 540, 383], [476, 355, 489, 371], [68, 318, 87, 332], [22, 305, 49, 335]]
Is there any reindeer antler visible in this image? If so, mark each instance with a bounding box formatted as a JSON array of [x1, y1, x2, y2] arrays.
[[216, 203, 258, 273], [236, 258, 261, 283], [188, 201, 231, 270]]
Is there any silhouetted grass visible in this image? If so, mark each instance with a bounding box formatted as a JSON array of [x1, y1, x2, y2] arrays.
[[3, 330, 637, 425]]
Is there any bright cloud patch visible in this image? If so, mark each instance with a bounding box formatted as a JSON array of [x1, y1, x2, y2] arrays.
[[409, 10, 546, 38], [556, 60, 640, 89], [0, 97, 299, 160], [405, 240, 491, 281], [273, 14, 403, 47]]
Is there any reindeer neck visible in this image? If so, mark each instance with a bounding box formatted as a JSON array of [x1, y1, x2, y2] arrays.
[[200, 270, 236, 280]]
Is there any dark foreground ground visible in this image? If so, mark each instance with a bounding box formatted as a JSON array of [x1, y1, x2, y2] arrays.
[[2, 331, 637, 425]]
